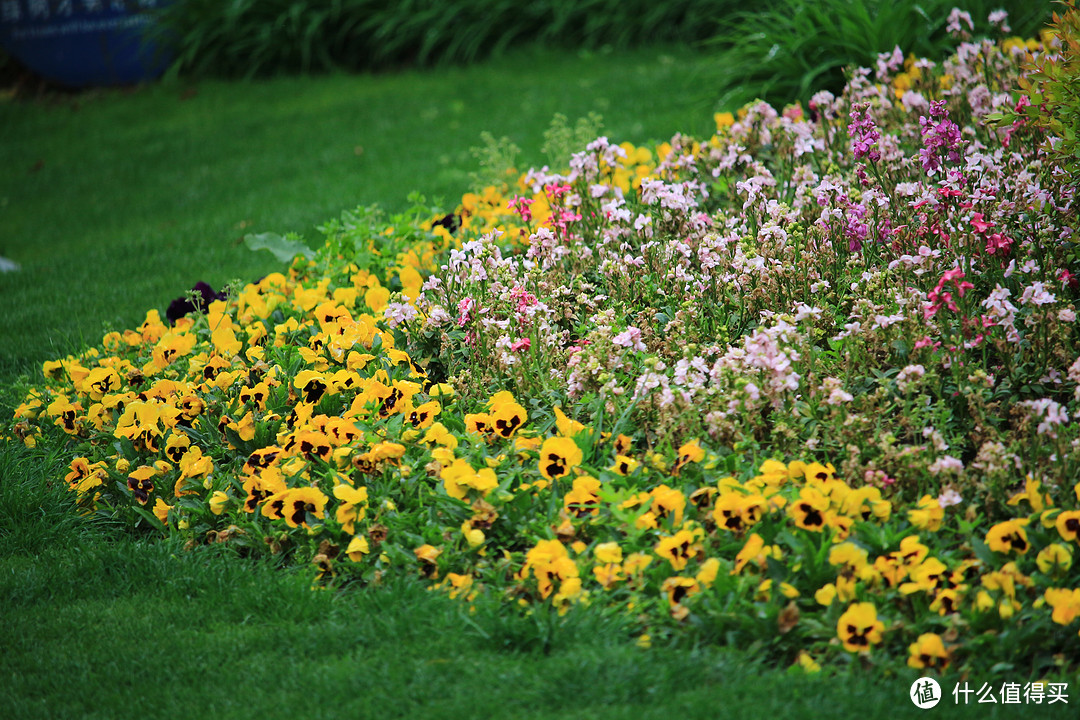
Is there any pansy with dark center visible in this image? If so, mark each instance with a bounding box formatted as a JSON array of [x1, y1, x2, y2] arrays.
[[114, 401, 161, 452], [406, 400, 440, 428], [805, 462, 838, 483], [85, 367, 122, 401], [201, 354, 231, 381], [243, 468, 287, 514], [379, 387, 403, 417], [65, 457, 107, 495], [986, 520, 1030, 555], [790, 488, 829, 532], [484, 393, 527, 439], [243, 447, 281, 474], [713, 493, 746, 532], [262, 487, 327, 529], [239, 382, 270, 409], [660, 576, 701, 620], [908, 633, 950, 670], [492, 402, 526, 438], [294, 371, 329, 405], [126, 466, 156, 505], [655, 530, 698, 571], [295, 430, 333, 461], [1055, 511, 1080, 543], [930, 589, 961, 615], [674, 439, 705, 474], [164, 433, 192, 463], [648, 485, 686, 526], [837, 602, 885, 652], [611, 454, 636, 475], [538, 436, 581, 481], [465, 412, 494, 438], [177, 394, 203, 421], [563, 476, 601, 518]]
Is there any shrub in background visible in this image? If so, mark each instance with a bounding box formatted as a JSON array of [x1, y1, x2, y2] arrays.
[[706, 0, 1057, 109], [149, 0, 1061, 112], [992, 0, 1080, 194], [154, 0, 738, 78]]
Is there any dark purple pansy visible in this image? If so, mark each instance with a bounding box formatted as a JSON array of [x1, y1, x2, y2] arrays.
[[166, 282, 228, 325]]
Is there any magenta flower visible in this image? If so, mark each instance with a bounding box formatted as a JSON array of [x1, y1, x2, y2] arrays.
[[544, 183, 572, 201], [457, 297, 475, 327], [919, 101, 962, 175], [508, 196, 534, 223], [848, 102, 881, 162], [985, 233, 1014, 256], [969, 213, 994, 233]]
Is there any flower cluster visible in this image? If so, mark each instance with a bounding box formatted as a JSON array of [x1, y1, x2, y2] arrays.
[[6, 13, 1080, 676]]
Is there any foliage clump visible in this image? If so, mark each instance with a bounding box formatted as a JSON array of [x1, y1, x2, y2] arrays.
[[154, 0, 738, 78]]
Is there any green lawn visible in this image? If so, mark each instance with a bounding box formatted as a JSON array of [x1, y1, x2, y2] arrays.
[[2, 47, 1076, 719], [3, 456, 1073, 720], [0, 45, 713, 385]]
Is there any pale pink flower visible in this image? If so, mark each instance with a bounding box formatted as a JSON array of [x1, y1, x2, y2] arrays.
[[384, 302, 418, 328], [937, 488, 963, 508], [613, 326, 646, 352]]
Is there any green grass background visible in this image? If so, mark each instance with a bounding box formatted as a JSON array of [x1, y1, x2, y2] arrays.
[[0, 46, 712, 384], [2, 46, 1077, 719]]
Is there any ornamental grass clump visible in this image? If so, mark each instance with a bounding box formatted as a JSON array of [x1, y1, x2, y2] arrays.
[[6, 9, 1080, 677]]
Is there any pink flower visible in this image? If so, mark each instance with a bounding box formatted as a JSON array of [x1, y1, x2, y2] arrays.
[[384, 302, 418, 328], [1059, 269, 1079, 292], [510, 338, 531, 352], [938, 488, 963, 508], [946, 8, 973, 38], [985, 233, 1013, 255], [848, 102, 881, 162], [940, 267, 965, 284], [508, 196, 534, 223], [510, 286, 538, 312], [970, 213, 994, 233], [612, 326, 646, 352], [457, 297, 475, 327], [544, 183, 572, 201]]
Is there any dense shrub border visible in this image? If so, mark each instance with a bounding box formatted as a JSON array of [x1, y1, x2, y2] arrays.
[[7, 9, 1080, 678], [153, 0, 1054, 87], [154, 0, 735, 78], [706, 0, 1056, 107]]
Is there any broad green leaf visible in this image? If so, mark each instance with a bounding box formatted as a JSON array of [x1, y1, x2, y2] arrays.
[[243, 232, 314, 263]]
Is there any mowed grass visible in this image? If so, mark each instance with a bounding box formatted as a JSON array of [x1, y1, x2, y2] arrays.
[[2, 48, 1077, 719], [0, 45, 713, 385], [4, 446, 1074, 720]]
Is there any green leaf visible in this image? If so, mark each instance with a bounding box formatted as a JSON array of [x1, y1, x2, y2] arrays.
[[765, 555, 788, 585], [243, 232, 314, 263], [972, 536, 996, 566], [132, 504, 167, 533]]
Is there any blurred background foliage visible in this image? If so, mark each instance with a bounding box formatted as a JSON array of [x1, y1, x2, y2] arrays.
[[1, 1, 1058, 108], [705, 0, 1059, 108], [152, 0, 734, 77], [149, 0, 1057, 107]]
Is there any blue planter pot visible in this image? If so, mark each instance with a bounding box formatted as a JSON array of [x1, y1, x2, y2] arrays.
[[0, 0, 172, 88]]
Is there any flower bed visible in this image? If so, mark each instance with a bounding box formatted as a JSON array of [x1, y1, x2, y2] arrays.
[[7, 10, 1080, 676]]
